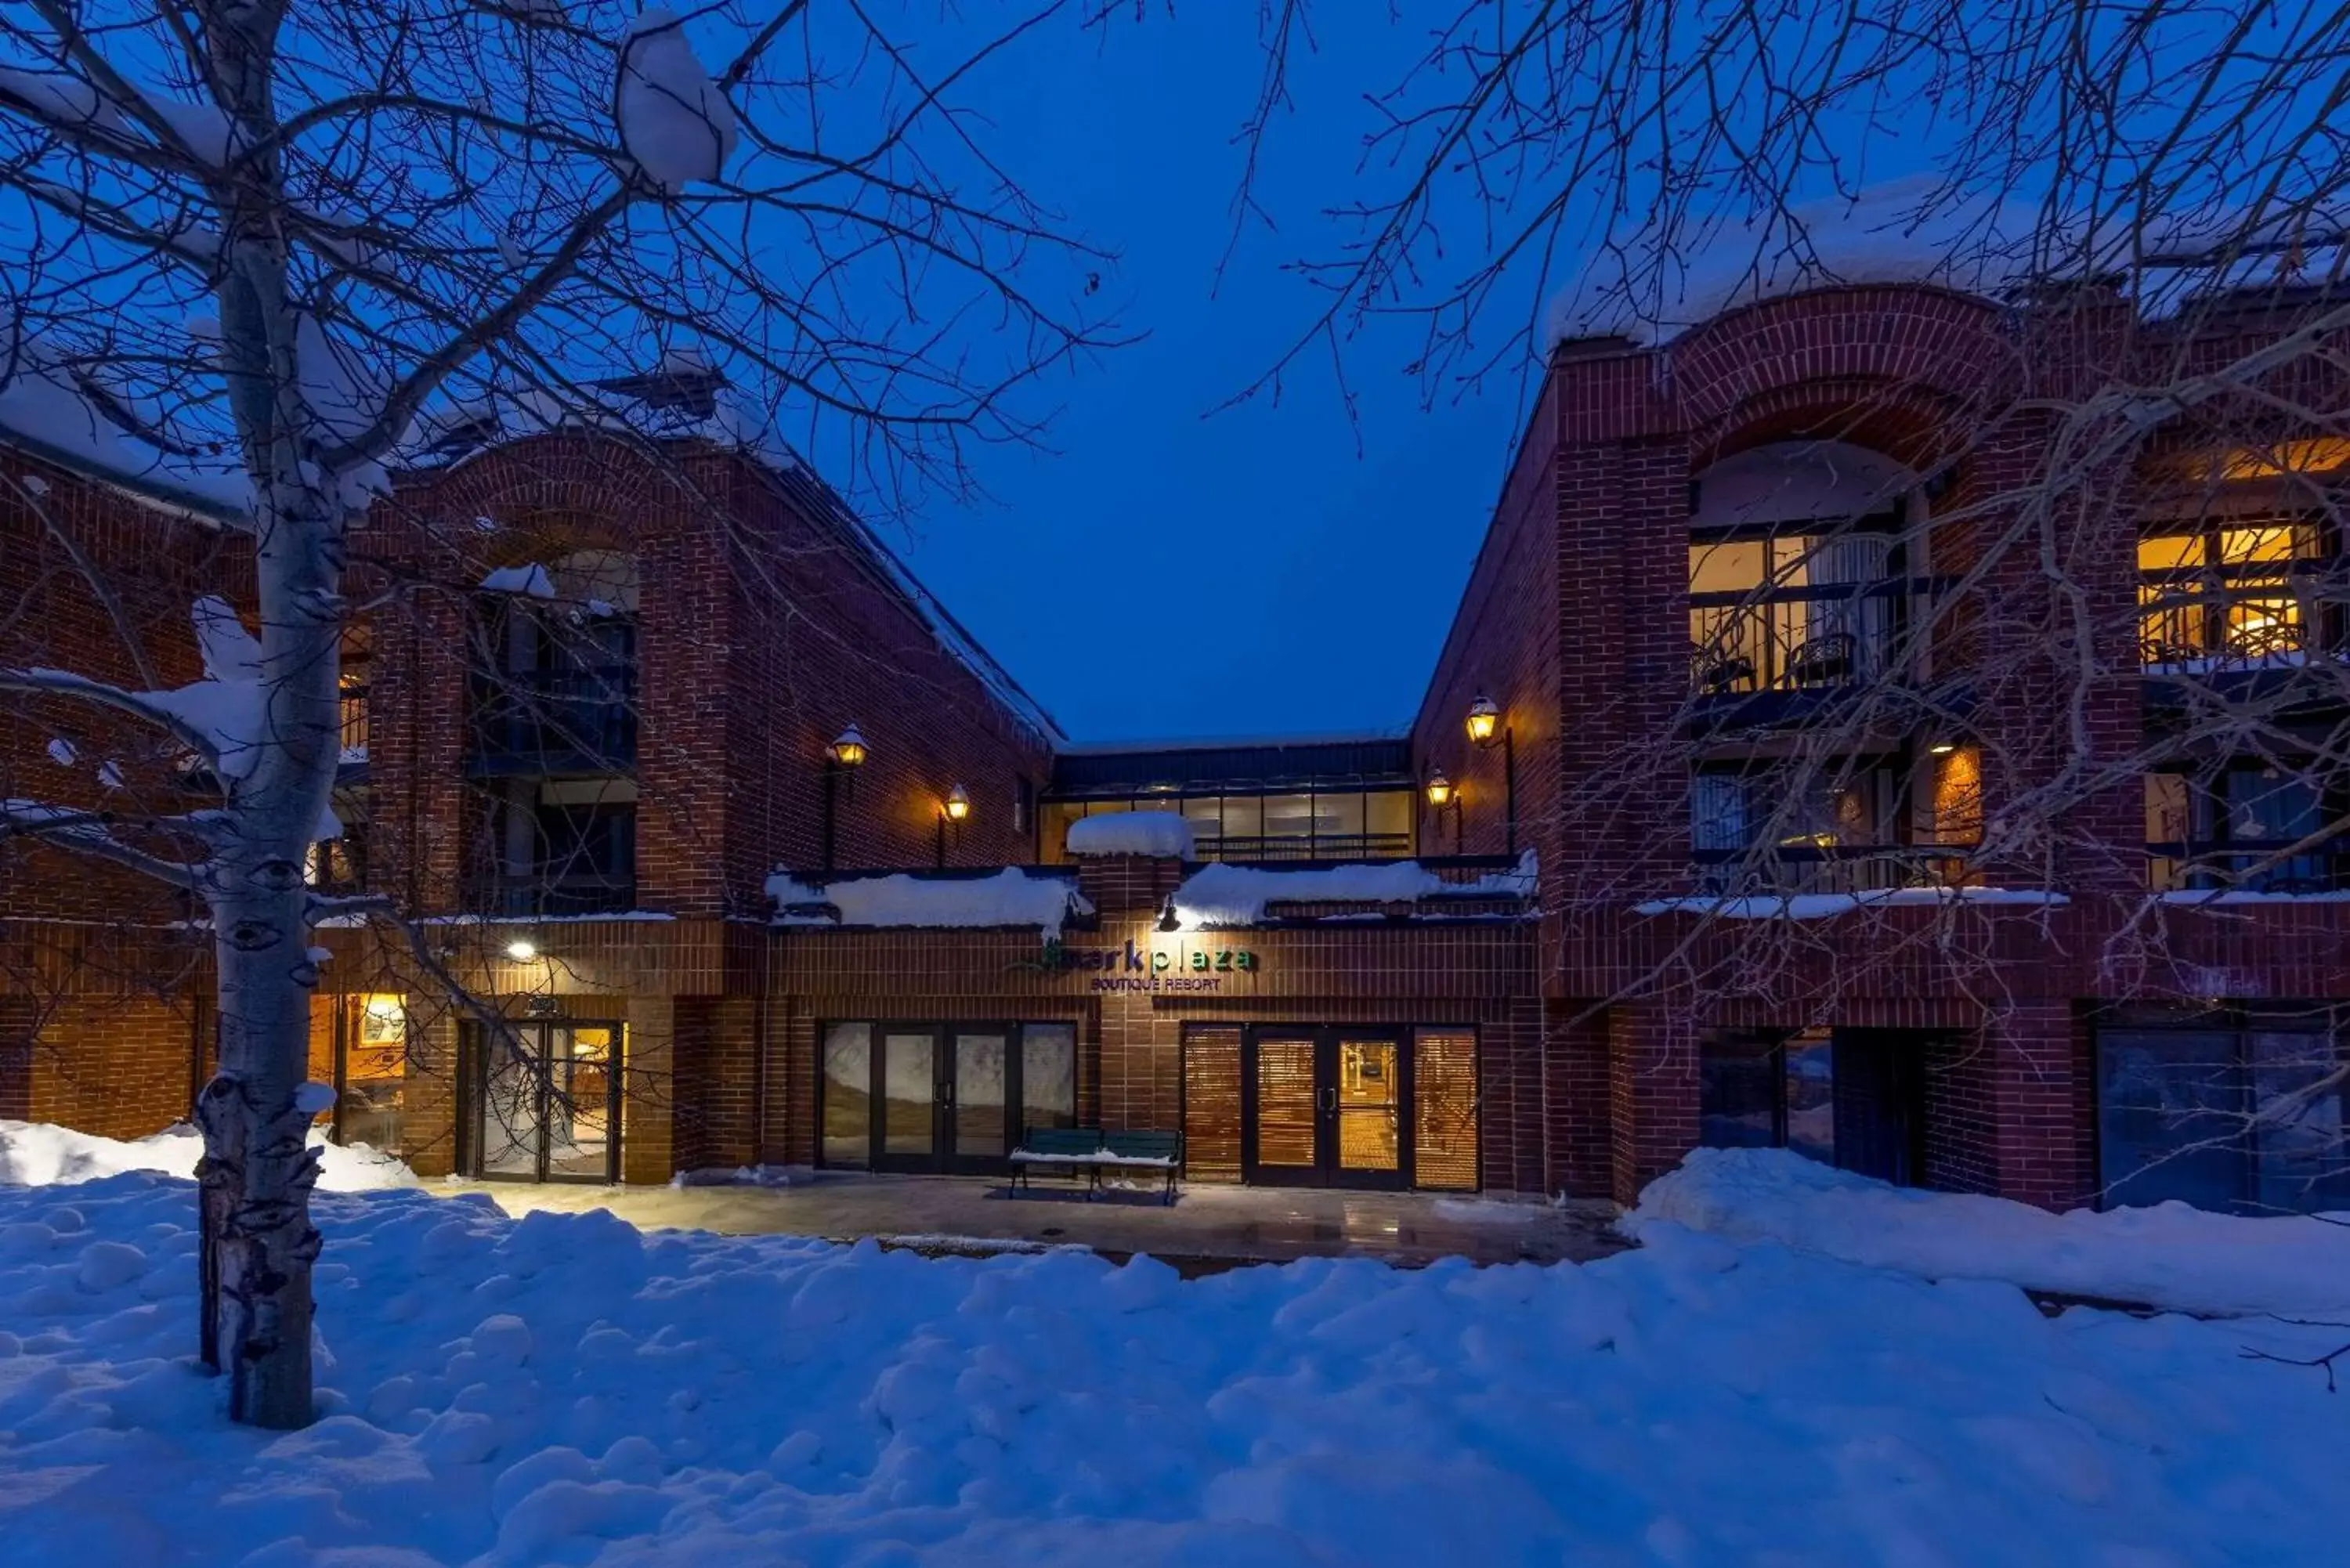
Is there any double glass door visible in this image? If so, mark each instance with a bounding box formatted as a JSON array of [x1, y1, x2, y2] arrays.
[[478, 1021, 623, 1182], [822, 1021, 1079, 1173], [1242, 1028, 1410, 1189]]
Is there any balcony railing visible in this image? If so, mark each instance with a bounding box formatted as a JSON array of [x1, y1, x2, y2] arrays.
[[1690, 843, 1978, 895], [2147, 840, 2349, 894], [1193, 832, 1415, 863], [469, 665, 638, 772], [463, 870, 638, 917], [1690, 582, 1933, 696]]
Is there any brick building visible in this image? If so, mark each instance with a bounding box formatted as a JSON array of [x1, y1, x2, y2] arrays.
[[5, 276, 2346, 1213]]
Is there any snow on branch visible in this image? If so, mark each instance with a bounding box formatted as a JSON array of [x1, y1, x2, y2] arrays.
[[615, 9, 741, 194]]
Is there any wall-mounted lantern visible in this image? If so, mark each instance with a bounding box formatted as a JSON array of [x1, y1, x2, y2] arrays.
[[821, 724, 870, 872], [1426, 771, 1462, 854], [829, 724, 869, 768], [1464, 692, 1517, 855], [936, 783, 971, 868]]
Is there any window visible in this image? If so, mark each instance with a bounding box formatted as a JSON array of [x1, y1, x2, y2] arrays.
[[818, 1019, 1079, 1169], [2098, 1006, 2350, 1213], [334, 995, 407, 1155], [1040, 789, 1417, 862], [1692, 761, 1904, 888], [2144, 764, 2340, 891], [1689, 526, 1911, 694], [338, 622, 371, 761], [1699, 1029, 1835, 1165], [822, 1024, 873, 1165], [2138, 518, 2324, 668]]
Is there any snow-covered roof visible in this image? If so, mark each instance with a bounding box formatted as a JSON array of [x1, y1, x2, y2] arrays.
[[1546, 176, 2348, 349], [1064, 811, 1194, 859], [768, 867, 1091, 938], [396, 382, 1061, 749], [0, 334, 251, 521], [1170, 852, 1536, 929]]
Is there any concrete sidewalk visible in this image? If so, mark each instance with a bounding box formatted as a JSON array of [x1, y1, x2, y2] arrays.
[[454, 1172, 1629, 1272]]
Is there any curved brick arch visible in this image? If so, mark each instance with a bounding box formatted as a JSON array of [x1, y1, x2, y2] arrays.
[[1690, 378, 1974, 475], [1668, 286, 2019, 453], [392, 432, 686, 559]]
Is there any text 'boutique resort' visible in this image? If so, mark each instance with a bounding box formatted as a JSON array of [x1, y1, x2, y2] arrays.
[[6, 269, 2350, 1216]]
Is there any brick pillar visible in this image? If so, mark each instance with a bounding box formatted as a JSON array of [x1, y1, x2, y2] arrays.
[[1927, 1002, 2092, 1208], [1543, 999, 1614, 1198], [369, 588, 471, 912], [1608, 998, 1701, 1204], [1072, 854, 1185, 922]]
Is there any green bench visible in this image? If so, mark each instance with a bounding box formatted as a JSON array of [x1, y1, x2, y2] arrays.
[[1008, 1126, 1184, 1205]]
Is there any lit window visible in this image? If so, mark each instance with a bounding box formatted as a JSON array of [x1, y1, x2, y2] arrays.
[[2138, 519, 2323, 669], [1689, 530, 1906, 693]]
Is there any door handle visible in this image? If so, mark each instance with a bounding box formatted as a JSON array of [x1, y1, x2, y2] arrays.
[[942, 1082, 955, 1107], [1319, 1087, 1336, 1113]]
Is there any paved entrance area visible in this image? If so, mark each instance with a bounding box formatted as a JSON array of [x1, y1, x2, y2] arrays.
[[454, 1172, 1628, 1272]]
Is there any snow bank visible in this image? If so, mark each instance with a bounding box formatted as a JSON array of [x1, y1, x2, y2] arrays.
[[1627, 1146, 2350, 1318], [3, 1176, 2347, 1565], [1064, 810, 1193, 859], [1632, 887, 2069, 919], [770, 867, 1090, 938], [1173, 850, 1535, 928], [0, 1118, 418, 1192], [616, 9, 739, 193]]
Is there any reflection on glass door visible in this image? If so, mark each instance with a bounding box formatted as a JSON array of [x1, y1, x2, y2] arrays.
[[475, 1020, 624, 1182], [953, 1030, 1008, 1162], [880, 1029, 937, 1159], [824, 1021, 1080, 1173]]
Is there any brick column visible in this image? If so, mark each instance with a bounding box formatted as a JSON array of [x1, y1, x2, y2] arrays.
[[1542, 999, 1614, 1198], [1927, 1001, 2093, 1208], [1607, 997, 1701, 1204]]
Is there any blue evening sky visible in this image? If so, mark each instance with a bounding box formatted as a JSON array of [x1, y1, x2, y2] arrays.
[[888, 10, 1538, 746]]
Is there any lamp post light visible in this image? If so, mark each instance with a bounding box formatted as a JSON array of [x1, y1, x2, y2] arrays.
[[1425, 771, 1462, 855], [1466, 692, 1516, 856], [935, 783, 971, 868], [820, 724, 869, 872]]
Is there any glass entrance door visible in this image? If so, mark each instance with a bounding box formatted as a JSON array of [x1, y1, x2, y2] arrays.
[[1242, 1028, 1412, 1190], [475, 1021, 624, 1182], [839, 1021, 1075, 1174]]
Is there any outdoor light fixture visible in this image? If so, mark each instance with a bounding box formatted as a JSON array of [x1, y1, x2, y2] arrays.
[[1426, 771, 1464, 854], [1460, 692, 1518, 854], [944, 783, 971, 822], [1157, 897, 1182, 934], [829, 724, 869, 768], [821, 724, 869, 872], [1465, 694, 1502, 747], [1929, 741, 1959, 757], [504, 939, 537, 961]]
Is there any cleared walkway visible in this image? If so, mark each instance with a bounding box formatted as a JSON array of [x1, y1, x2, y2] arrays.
[[454, 1171, 1628, 1272]]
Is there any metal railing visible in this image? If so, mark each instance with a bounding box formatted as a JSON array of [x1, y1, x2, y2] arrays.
[[1689, 582, 1932, 696], [463, 871, 639, 917], [1690, 844, 1977, 895], [1192, 832, 1415, 862], [469, 665, 638, 771], [2146, 840, 2348, 893]]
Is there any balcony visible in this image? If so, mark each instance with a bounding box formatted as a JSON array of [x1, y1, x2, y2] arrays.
[[462, 869, 639, 917], [468, 666, 638, 775], [2147, 840, 2350, 895], [1193, 832, 1414, 862], [1691, 843, 1979, 896], [1690, 584, 1935, 699]]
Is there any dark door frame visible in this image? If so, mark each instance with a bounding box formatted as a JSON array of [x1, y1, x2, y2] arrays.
[[470, 1017, 626, 1183], [1238, 1024, 1415, 1190]]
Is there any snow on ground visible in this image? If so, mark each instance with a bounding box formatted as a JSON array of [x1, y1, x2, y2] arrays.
[[1629, 1147, 2350, 1319], [0, 1119, 418, 1193], [3, 1166, 2347, 1565]]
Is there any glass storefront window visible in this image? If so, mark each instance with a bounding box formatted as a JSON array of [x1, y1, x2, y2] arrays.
[[1366, 789, 1412, 846], [1698, 1028, 1835, 1165], [1039, 788, 1419, 863], [340, 995, 408, 1154], [1022, 1024, 1077, 1133], [822, 1023, 873, 1166], [1218, 794, 1264, 846]]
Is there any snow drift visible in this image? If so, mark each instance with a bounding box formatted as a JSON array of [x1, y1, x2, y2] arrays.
[[0, 1118, 418, 1192], [1626, 1146, 2350, 1318]]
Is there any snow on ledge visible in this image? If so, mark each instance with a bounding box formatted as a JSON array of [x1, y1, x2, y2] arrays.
[[1625, 1147, 2350, 1320], [1633, 887, 2068, 920], [2156, 888, 2350, 906], [479, 562, 555, 597], [1172, 851, 1535, 929], [768, 867, 1090, 938], [1065, 811, 1193, 859]]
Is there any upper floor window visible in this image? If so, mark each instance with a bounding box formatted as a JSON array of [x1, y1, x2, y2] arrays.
[[1687, 442, 1926, 696], [2138, 518, 2326, 670], [1691, 744, 1981, 893], [1039, 789, 1416, 863], [2146, 763, 2343, 892]]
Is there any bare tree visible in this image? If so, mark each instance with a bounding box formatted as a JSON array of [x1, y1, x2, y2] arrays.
[[1242, 3, 2350, 1206], [0, 0, 1105, 1427]]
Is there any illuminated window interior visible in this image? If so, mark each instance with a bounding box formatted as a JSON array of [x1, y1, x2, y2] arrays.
[[2138, 519, 2323, 667], [1688, 529, 1908, 694]]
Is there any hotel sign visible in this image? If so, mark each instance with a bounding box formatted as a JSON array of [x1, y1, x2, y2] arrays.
[[1039, 937, 1260, 993]]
